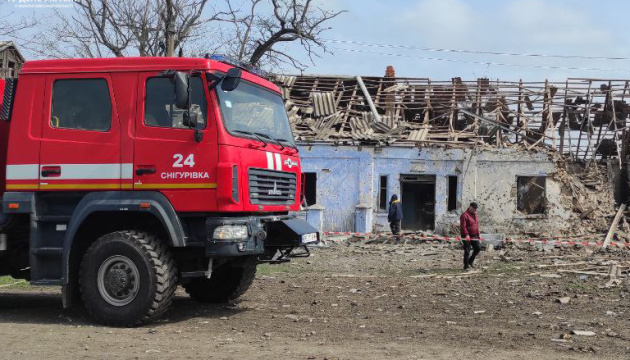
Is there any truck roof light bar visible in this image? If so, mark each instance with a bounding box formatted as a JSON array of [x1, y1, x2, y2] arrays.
[[204, 54, 269, 78]]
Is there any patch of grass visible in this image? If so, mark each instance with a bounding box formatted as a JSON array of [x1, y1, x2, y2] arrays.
[[0, 276, 15, 285], [0, 275, 29, 288], [566, 281, 596, 293], [566, 282, 587, 290], [256, 263, 297, 276], [485, 262, 524, 275], [395, 268, 464, 277]]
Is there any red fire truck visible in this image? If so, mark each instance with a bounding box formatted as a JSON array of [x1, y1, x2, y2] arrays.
[[0, 56, 317, 326]]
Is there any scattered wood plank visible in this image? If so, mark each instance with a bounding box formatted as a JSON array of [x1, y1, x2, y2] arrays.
[[571, 330, 596, 337], [535, 262, 588, 268], [602, 204, 626, 249], [601, 264, 623, 288], [410, 270, 483, 279], [580, 207, 597, 219], [557, 270, 608, 276]]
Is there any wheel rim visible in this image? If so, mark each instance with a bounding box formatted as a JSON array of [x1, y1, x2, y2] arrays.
[[97, 255, 140, 307]]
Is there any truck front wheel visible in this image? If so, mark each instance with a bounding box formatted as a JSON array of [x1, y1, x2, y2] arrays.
[[183, 259, 257, 303], [79, 230, 177, 326]]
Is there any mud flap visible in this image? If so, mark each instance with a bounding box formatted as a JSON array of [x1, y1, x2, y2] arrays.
[[61, 285, 72, 308]]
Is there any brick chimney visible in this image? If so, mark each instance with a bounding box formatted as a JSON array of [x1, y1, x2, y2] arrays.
[[385, 65, 396, 78]]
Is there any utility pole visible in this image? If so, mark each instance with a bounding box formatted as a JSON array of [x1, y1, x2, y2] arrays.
[[165, 0, 175, 57]]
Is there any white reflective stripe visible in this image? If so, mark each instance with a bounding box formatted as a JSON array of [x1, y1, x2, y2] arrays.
[[266, 152, 274, 170], [274, 153, 282, 171], [5, 163, 134, 180], [43, 164, 125, 180], [121, 163, 133, 180], [6, 164, 39, 180]]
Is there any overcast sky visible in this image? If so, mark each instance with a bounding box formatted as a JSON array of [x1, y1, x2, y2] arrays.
[[7, 0, 630, 80]]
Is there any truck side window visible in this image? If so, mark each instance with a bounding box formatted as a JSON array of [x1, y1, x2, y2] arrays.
[[144, 76, 207, 129], [51, 78, 112, 132]]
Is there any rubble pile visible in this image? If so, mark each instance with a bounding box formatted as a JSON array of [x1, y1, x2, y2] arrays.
[[555, 160, 625, 239]]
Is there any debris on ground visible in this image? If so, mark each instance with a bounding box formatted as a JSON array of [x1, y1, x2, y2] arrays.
[[571, 330, 597, 337], [556, 297, 571, 304], [3, 243, 630, 359]]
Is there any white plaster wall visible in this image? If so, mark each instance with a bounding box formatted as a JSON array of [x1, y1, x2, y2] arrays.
[[298, 144, 572, 235], [454, 148, 572, 235]]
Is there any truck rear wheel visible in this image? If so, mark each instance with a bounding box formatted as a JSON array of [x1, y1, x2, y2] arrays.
[[183, 260, 257, 303], [79, 230, 177, 326]]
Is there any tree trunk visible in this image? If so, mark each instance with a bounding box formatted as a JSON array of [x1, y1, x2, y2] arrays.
[[165, 0, 175, 57]]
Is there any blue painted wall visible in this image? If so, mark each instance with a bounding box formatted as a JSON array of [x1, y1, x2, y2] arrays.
[[298, 145, 463, 232], [297, 146, 367, 231], [298, 144, 571, 234]]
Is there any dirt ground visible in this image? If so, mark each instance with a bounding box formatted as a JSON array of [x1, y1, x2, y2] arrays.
[[1, 241, 629, 360]]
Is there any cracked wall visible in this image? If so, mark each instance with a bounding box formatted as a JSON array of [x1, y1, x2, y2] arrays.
[[298, 145, 572, 235]]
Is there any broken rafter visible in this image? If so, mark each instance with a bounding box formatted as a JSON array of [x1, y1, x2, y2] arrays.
[[356, 76, 381, 123], [459, 109, 541, 144], [602, 203, 626, 249]]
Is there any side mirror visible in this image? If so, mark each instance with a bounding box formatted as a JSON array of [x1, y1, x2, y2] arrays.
[[174, 71, 189, 109], [183, 104, 202, 128], [221, 68, 242, 92]]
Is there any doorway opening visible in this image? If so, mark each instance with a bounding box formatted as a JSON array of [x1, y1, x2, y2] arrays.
[[303, 172, 317, 206], [400, 174, 436, 231]]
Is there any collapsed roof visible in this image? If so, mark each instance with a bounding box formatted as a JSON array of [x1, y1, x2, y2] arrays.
[[273, 73, 630, 163]]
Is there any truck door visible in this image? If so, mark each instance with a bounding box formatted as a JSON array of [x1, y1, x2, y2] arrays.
[[133, 72, 218, 212], [40, 74, 123, 190]]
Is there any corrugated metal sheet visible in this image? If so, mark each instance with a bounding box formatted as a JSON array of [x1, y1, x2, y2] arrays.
[[275, 75, 296, 87], [349, 116, 374, 139], [311, 92, 337, 117], [408, 128, 429, 141], [372, 121, 391, 133]]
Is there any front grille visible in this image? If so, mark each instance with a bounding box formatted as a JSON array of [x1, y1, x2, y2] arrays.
[[248, 168, 297, 205]]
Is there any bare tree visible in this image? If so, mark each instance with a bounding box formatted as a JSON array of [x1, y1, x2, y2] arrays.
[[215, 0, 344, 70], [28, 0, 344, 72], [0, 0, 38, 39], [33, 0, 216, 58]]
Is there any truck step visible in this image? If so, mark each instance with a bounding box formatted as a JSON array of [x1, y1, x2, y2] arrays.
[[34, 215, 71, 222], [181, 271, 207, 278], [31, 247, 63, 256]]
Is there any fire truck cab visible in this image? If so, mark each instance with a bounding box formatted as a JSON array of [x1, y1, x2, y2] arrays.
[[0, 56, 317, 326]]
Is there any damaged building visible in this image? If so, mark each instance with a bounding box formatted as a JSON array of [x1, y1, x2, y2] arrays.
[[274, 68, 626, 237], [0, 41, 24, 79]]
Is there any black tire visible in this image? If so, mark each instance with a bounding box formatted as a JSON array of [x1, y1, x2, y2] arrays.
[[79, 230, 177, 326], [183, 260, 257, 303]]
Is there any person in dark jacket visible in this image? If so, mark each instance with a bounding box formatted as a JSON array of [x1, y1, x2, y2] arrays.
[[460, 202, 481, 271], [388, 194, 403, 236]]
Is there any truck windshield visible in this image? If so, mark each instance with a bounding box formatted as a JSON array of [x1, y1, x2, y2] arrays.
[[216, 81, 294, 145]]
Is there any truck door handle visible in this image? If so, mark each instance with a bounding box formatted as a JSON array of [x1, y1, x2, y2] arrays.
[[136, 167, 156, 176], [41, 166, 61, 177]]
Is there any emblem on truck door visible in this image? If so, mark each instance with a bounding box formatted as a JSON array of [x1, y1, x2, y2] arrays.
[[268, 182, 282, 196], [283, 159, 298, 169]]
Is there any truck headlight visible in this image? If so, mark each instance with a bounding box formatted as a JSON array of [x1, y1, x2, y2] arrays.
[[213, 225, 248, 240]]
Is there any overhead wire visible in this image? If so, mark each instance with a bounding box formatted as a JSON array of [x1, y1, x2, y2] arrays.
[[328, 47, 630, 73], [324, 39, 630, 62]]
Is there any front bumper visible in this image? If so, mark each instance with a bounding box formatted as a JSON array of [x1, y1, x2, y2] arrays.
[[205, 215, 319, 257]]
